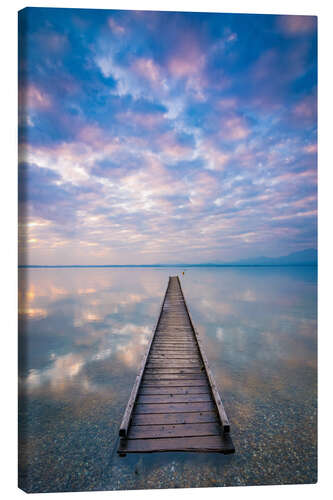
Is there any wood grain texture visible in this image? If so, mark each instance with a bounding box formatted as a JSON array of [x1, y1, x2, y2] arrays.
[[139, 386, 210, 395], [128, 422, 221, 439], [131, 411, 219, 426], [119, 434, 235, 453]]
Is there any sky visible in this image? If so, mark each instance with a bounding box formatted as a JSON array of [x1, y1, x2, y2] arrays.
[[18, 8, 317, 265]]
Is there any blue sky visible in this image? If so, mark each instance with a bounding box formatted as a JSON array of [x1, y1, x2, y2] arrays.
[[18, 8, 317, 265]]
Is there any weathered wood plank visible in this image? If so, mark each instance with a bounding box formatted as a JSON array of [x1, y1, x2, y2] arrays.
[[134, 401, 215, 414], [131, 411, 218, 426], [141, 378, 209, 387], [137, 393, 212, 404], [148, 353, 200, 359], [144, 368, 203, 375], [150, 347, 199, 352], [143, 373, 206, 380], [149, 351, 199, 356], [147, 358, 202, 364], [152, 342, 195, 346], [139, 386, 210, 395], [119, 434, 234, 453], [148, 354, 200, 360], [146, 361, 202, 368], [128, 422, 221, 439]]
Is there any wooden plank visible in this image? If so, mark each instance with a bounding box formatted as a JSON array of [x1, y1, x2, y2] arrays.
[[149, 353, 199, 359], [137, 393, 212, 404], [150, 347, 199, 352], [154, 340, 194, 344], [131, 411, 218, 426], [143, 374, 207, 381], [145, 364, 201, 370], [156, 330, 192, 334], [128, 422, 221, 439], [146, 362, 201, 368], [157, 325, 192, 328], [147, 360, 201, 367], [144, 368, 203, 374], [119, 434, 234, 453], [147, 358, 201, 364], [155, 333, 194, 337], [141, 378, 208, 387], [149, 350, 199, 355], [148, 355, 201, 361], [155, 332, 193, 335], [146, 362, 202, 369], [150, 344, 197, 348], [152, 340, 196, 344], [152, 342, 195, 347], [150, 349, 200, 359], [154, 335, 194, 339], [139, 386, 210, 395], [153, 339, 194, 342], [134, 401, 215, 414], [154, 336, 194, 340], [153, 336, 194, 340]]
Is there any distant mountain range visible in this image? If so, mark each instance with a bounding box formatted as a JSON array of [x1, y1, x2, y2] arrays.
[[168, 249, 317, 267], [215, 248, 317, 267], [19, 249, 317, 268]]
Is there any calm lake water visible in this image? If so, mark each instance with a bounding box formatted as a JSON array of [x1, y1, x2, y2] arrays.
[[18, 266, 317, 492]]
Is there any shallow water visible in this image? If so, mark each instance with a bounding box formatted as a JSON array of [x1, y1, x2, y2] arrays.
[[18, 266, 317, 492]]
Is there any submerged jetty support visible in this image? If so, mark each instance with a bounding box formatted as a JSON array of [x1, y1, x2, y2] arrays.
[[118, 276, 234, 455]]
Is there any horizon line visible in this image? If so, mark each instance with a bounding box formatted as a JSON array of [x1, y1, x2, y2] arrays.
[[18, 264, 317, 269]]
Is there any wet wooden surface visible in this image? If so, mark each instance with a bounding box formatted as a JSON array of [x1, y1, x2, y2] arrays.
[[118, 276, 234, 454]]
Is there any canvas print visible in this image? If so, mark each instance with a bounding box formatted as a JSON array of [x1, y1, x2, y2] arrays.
[[18, 7, 317, 493]]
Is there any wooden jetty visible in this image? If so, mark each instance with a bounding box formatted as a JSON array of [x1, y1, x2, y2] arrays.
[[118, 276, 234, 455]]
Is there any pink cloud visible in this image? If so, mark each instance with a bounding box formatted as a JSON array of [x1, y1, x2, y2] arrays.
[[169, 57, 199, 78], [20, 85, 52, 110], [156, 131, 193, 160], [108, 18, 125, 34], [279, 15, 317, 35], [293, 95, 317, 121], [77, 125, 108, 146], [220, 115, 250, 141], [303, 144, 317, 154], [44, 33, 68, 52], [226, 33, 238, 43], [120, 154, 184, 201], [188, 172, 218, 208], [167, 35, 206, 84], [291, 195, 316, 209], [271, 169, 317, 186], [200, 139, 230, 170], [117, 110, 165, 129], [218, 98, 238, 110], [34, 31, 68, 53], [132, 57, 165, 88]]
